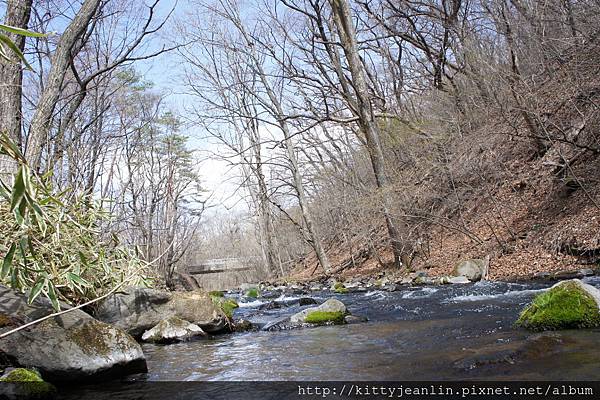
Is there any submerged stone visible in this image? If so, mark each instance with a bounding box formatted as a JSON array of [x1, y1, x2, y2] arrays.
[[298, 297, 318, 306], [233, 319, 254, 332], [516, 279, 600, 331]]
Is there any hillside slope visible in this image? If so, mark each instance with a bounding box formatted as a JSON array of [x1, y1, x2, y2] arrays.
[[290, 41, 600, 282]]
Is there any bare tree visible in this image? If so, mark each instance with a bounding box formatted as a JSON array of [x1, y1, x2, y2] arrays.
[[0, 0, 33, 177]]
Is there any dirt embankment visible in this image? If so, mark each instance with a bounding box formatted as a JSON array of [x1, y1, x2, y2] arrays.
[[287, 44, 600, 284]]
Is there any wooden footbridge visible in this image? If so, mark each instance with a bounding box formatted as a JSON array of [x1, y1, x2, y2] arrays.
[[185, 258, 254, 275]]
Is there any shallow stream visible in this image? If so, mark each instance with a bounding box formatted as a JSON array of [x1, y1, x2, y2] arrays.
[[140, 276, 600, 381]]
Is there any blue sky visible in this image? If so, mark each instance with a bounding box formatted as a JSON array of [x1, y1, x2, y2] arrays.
[[129, 0, 247, 213]]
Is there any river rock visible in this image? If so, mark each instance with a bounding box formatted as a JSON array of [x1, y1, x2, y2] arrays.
[[94, 287, 228, 337], [451, 258, 489, 282], [290, 299, 347, 324], [258, 301, 281, 311], [261, 316, 294, 332], [233, 319, 254, 332], [0, 285, 146, 382], [382, 284, 398, 292], [0, 368, 56, 400], [397, 277, 413, 285], [516, 279, 600, 331], [344, 315, 368, 324], [448, 276, 471, 284], [141, 317, 206, 343], [331, 282, 349, 294], [261, 299, 350, 331], [298, 297, 318, 306]]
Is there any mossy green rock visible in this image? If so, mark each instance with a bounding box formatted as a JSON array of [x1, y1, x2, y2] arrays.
[[516, 280, 600, 331], [0, 368, 56, 399], [304, 311, 345, 325], [332, 282, 349, 294], [245, 288, 260, 298], [290, 299, 348, 325], [0, 368, 44, 383]]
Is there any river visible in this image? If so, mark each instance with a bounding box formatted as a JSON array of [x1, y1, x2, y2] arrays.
[[61, 277, 600, 398]]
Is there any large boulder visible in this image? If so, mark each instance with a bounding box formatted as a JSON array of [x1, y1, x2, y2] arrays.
[[451, 258, 489, 282], [516, 279, 600, 331], [141, 317, 206, 344], [0, 285, 146, 382], [94, 288, 228, 338]]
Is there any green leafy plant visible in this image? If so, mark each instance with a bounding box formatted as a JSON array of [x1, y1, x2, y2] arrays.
[[209, 293, 239, 319], [0, 24, 48, 70], [0, 133, 151, 310]]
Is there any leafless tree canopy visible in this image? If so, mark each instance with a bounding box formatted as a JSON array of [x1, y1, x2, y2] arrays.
[[2, 0, 599, 286]]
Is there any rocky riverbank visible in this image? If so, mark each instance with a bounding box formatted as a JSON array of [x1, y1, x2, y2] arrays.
[[1, 267, 599, 393]]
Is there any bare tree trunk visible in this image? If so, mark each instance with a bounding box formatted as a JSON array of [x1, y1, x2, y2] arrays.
[[0, 0, 32, 178], [227, 9, 332, 274], [25, 0, 102, 169], [283, 128, 332, 273], [328, 0, 404, 268], [248, 123, 282, 276]]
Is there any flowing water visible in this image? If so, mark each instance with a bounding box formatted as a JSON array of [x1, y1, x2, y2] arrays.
[[138, 276, 600, 381], [60, 277, 600, 398]]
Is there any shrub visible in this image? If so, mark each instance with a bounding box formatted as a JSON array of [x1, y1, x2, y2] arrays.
[[0, 134, 150, 309], [210, 294, 239, 319]]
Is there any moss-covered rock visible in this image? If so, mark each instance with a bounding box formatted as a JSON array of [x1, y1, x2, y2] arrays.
[[0, 313, 14, 328], [516, 280, 600, 331], [290, 298, 348, 325], [304, 311, 345, 325], [94, 287, 228, 336], [245, 288, 259, 298], [208, 291, 224, 298], [0, 285, 146, 383], [332, 282, 349, 294], [0, 368, 57, 399], [0, 368, 44, 383]]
